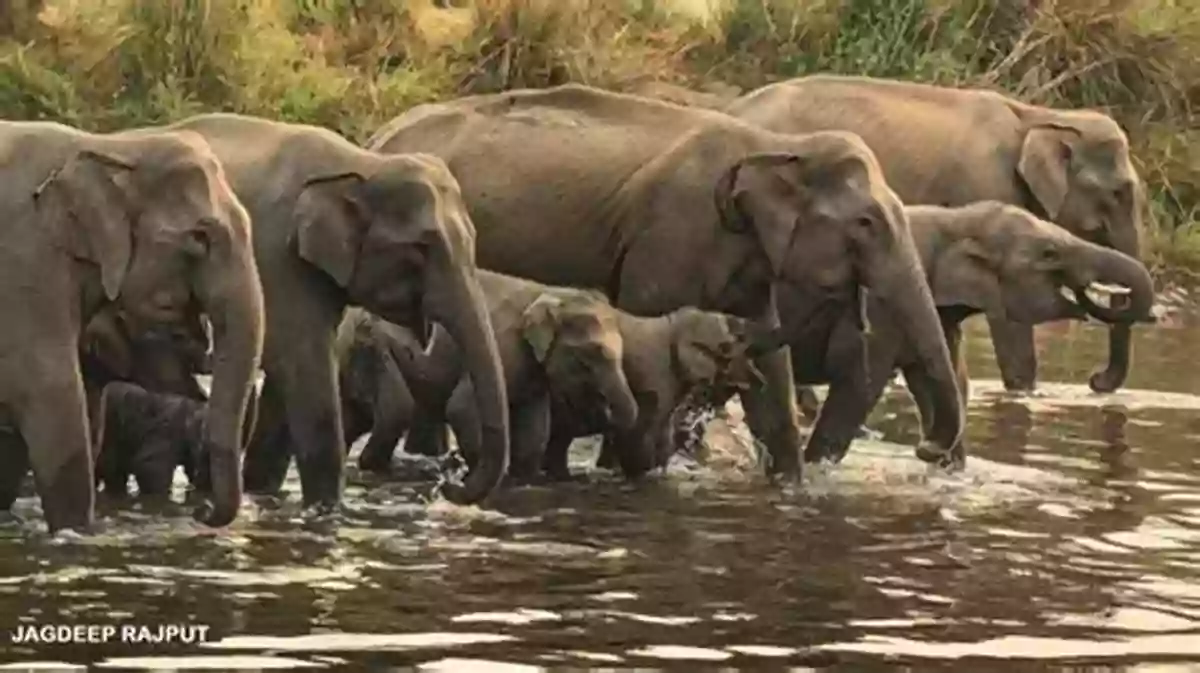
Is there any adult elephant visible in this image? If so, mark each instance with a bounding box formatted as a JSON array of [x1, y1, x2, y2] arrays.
[[367, 84, 964, 475], [0, 122, 264, 533], [144, 114, 511, 510], [795, 201, 1156, 464], [726, 74, 1150, 395]]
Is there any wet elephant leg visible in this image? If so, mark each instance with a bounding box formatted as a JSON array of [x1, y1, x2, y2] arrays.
[[906, 323, 969, 459], [276, 335, 346, 512], [21, 374, 96, 532], [987, 314, 1038, 392], [401, 414, 449, 458], [0, 432, 30, 514], [133, 438, 179, 498], [242, 378, 291, 495], [507, 395, 551, 482], [741, 344, 804, 479], [357, 356, 416, 473], [802, 342, 897, 464], [445, 383, 483, 471]]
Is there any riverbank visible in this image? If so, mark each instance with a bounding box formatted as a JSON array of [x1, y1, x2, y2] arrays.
[[2, 0, 1197, 270]]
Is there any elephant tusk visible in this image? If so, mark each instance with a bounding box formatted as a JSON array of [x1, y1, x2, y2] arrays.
[[1087, 282, 1132, 296]]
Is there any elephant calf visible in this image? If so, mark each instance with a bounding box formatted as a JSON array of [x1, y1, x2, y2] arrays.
[[97, 381, 260, 499], [545, 307, 778, 480], [344, 269, 641, 482]]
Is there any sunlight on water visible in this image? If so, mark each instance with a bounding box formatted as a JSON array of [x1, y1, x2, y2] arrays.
[[1, 313, 1198, 670]]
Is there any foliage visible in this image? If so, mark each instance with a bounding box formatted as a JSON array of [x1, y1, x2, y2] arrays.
[[1, 0, 1196, 267]]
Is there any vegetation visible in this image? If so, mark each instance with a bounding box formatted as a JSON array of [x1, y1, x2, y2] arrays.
[[1, 0, 1196, 271]]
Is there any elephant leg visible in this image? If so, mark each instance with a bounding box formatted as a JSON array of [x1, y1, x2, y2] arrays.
[[242, 377, 292, 495], [357, 355, 416, 473], [277, 337, 346, 512], [508, 394, 551, 483], [595, 439, 619, 469], [987, 314, 1038, 392], [802, 347, 895, 464], [1089, 324, 1132, 393], [133, 439, 178, 498], [20, 374, 96, 532], [741, 344, 804, 479], [0, 432, 30, 513], [906, 323, 969, 465]]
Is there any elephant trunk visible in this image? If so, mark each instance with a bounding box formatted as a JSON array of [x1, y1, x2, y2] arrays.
[[194, 243, 265, 528], [598, 366, 639, 431], [426, 267, 510, 505], [1087, 219, 1147, 393], [1069, 239, 1155, 325], [870, 236, 965, 462]]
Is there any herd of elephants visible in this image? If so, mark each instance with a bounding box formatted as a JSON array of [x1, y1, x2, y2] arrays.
[[0, 74, 1159, 536]]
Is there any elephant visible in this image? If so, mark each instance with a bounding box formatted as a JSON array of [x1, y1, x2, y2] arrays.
[[140, 113, 511, 511], [81, 306, 212, 405], [340, 269, 641, 482], [0, 121, 264, 533], [545, 306, 778, 480], [790, 201, 1155, 465], [366, 83, 964, 477], [725, 74, 1151, 396], [95, 381, 261, 499]]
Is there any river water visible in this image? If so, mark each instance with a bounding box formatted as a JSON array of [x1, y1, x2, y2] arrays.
[[1, 287, 1198, 671]]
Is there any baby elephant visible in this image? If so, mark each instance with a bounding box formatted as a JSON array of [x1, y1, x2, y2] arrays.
[[545, 307, 783, 480], [97, 382, 260, 499], [346, 269, 641, 481]]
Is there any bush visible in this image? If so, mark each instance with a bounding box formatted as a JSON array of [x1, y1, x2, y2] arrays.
[[1, 0, 1196, 269]]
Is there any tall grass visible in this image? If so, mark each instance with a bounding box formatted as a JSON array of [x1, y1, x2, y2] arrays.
[[1, 0, 1197, 270]]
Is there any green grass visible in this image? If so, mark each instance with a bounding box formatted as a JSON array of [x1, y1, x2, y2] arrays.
[[2, 0, 1197, 269]]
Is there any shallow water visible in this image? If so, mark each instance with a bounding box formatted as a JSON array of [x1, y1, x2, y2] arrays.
[[2, 290, 1199, 671]]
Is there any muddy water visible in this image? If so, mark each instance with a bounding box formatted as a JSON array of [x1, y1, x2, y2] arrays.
[[1, 295, 1199, 671]]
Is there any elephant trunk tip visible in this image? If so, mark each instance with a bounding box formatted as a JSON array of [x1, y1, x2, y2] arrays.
[[192, 446, 242, 528]]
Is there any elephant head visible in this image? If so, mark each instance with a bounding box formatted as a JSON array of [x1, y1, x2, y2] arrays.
[[1015, 108, 1147, 392], [522, 291, 639, 431], [35, 132, 265, 528], [81, 307, 211, 401], [291, 153, 510, 505], [920, 202, 1155, 328], [712, 132, 963, 459]]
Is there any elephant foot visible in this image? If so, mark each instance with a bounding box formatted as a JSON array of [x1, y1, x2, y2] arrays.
[[915, 440, 966, 471], [1088, 368, 1125, 394], [301, 500, 340, 520]]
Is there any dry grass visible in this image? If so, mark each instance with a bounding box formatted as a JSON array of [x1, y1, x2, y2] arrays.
[[1, 0, 1197, 267]]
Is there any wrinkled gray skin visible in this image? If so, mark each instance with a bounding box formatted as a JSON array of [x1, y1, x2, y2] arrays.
[[545, 307, 777, 480], [0, 122, 264, 533], [342, 270, 641, 481], [143, 114, 511, 510], [793, 201, 1155, 465], [96, 381, 261, 500], [726, 74, 1150, 396], [81, 307, 212, 405], [367, 83, 964, 477]]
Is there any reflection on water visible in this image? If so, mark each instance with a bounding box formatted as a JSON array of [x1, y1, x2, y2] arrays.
[[1, 308, 1200, 671]]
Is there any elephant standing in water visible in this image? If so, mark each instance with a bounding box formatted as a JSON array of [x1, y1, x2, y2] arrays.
[[726, 75, 1151, 396], [368, 83, 964, 474], [792, 201, 1155, 465], [343, 270, 640, 481], [143, 114, 511, 510], [0, 122, 264, 533]]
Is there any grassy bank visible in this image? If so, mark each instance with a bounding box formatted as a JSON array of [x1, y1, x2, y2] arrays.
[[2, 0, 1197, 271]]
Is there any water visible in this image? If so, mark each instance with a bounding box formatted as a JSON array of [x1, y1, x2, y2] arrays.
[[1, 287, 1199, 671]]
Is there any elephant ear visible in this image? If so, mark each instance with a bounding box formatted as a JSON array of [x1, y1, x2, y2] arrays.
[[292, 171, 369, 287], [714, 153, 802, 278], [521, 293, 562, 363], [1018, 125, 1078, 220], [931, 238, 1002, 314], [36, 149, 137, 301], [82, 310, 134, 378]]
